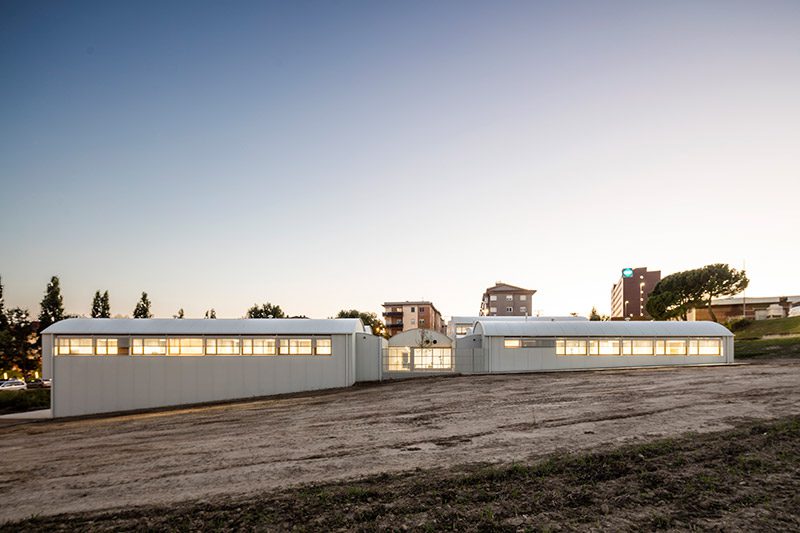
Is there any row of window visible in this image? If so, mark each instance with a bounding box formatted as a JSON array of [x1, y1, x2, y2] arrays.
[[55, 337, 333, 356], [502, 337, 723, 356], [488, 306, 527, 313], [489, 295, 527, 301], [385, 347, 453, 371]]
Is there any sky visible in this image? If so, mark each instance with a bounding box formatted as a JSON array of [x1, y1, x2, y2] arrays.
[[1, 0, 799, 320]]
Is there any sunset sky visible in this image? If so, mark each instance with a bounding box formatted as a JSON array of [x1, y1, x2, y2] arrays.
[[1, 0, 798, 320]]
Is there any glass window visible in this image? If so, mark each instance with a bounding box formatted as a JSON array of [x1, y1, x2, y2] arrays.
[[632, 339, 653, 355], [520, 295, 527, 301], [490, 307, 497, 313], [56, 337, 93, 355], [665, 339, 687, 355], [520, 306, 527, 312], [455, 326, 470, 336], [506, 307, 513, 312], [655, 340, 666, 355], [589, 339, 620, 355], [565, 339, 587, 355], [413, 348, 452, 370], [168, 338, 204, 355], [206, 338, 240, 355], [556, 339, 566, 355], [280, 339, 312, 355], [386, 347, 411, 371], [622, 339, 633, 355], [506, 295, 513, 301], [132, 338, 167, 355], [316, 338, 332, 355], [698, 339, 721, 356], [504, 339, 522, 349], [490, 295, 497, 301], [522, 338, 555, 348], [242, 338, 276, 355], [95, 338, 119, 355]]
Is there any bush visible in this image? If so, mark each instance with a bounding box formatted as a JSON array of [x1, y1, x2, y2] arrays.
[[0, 389, 50, 415], [727, 318, 752, 332]]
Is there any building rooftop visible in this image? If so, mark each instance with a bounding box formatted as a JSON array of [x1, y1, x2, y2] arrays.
[[473, 320, 733, 337], [42, 318, 368, 336]]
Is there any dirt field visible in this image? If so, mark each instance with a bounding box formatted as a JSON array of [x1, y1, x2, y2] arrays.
[[1, 360, 799, 523]]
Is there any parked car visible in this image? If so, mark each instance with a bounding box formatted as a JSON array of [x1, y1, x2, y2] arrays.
[[0, 380, 27, 391], [26, 379, 51, 389]]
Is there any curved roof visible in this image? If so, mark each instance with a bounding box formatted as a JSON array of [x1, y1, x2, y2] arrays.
[[41, 318, 366, 336], [388, 328, 453, 347], [473, 320, 733, 337], [450, 316, 588, 324]]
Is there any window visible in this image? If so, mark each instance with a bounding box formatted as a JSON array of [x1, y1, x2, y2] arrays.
[[506, 295, 513, 301], [520, 306, 527, 312], [490, 295, 497, 301], [520, 295, 527, 301], [316, 338, 332, 355], [589, 339, 620, 355], [631, 339, 653, 355], [506, 306, 513, 312], [56, 337, 93, 355], [386, 347, 411, 371], [655, 340, 666, 355], [420, 318, 426, 325], [419, 307, 426, 312], [132, 338, 167, 355], [410, 307, 416, 312], [455, 326, 470, 336], [411, 318, 416, 325], [504, 339, 522, 349], [413, 348, 452, 370], [557, 339, 587, 355], [490, 307, 497, 313], [168, 338, 204, 355], [242, 338, 276, 355], [622, 340, 633, 355], [522, 338, 556, 348], [280, 339, 312, 355], [95, 338, 119, 355], [690, 338, 721, 356], [206, 338, 240, 355], [665, 339, 687, 355]]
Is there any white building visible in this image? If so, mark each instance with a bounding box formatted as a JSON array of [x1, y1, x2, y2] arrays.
[[42, 318, 383, 418], [447, 315, 588, 338]]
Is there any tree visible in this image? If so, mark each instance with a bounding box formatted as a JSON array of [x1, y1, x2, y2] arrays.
[[336, 309, 388, 338], [174, 308, 185, 319], [589, 307, 601, 321], [0, 307, 39, 379], [133, 292, 153, 318], [246, 303, 285, 319], [91, 290, 111, 318], [0, 276, 8, 330], [205, 309, 216, 319], [645, 264, 749, 322], [39, 276, 65, 332]]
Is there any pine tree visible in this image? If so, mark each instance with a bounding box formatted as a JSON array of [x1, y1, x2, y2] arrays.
[[91, 291, 103, 318], [133, 292, 153, 319], [100, 291, 111, 318], [0, 275, 8, 329], [39, 276, 65, 331]]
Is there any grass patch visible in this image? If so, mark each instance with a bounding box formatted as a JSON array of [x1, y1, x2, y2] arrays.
[[735, 337, 800, 359], [734, 316, 800, 340], [0, 389, 50, 415], [5, 416, 800, 532]]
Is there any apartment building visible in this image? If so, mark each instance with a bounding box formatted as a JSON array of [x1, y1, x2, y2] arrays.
[[610, 267, 661, 319], [382, 301, 445, 337], [480, 282, 536, 316]]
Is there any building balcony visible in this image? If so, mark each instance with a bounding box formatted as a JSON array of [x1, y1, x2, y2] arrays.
[[383, 311, 403, 317]]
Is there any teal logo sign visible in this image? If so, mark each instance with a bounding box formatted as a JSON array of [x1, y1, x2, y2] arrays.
[[622, 268, 634, 278]]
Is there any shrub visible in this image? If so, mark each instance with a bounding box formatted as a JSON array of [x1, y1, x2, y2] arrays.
[[0, 389, 50, 415], [728, 318, 752, 332]]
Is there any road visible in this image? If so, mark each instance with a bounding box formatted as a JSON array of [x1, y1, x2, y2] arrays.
[[1, 360, 798, 522]]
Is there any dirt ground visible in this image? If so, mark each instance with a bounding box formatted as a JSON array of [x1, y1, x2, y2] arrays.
[[1, 360, 799, 523]]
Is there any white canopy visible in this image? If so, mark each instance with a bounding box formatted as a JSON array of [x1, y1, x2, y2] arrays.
[[473, 320, 733, 337], [42, 318, 367, 336]]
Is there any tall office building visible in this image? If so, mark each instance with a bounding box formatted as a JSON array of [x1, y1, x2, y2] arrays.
[[611, 267, 661, 318]]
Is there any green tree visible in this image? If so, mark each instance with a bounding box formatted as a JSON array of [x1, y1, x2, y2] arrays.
[[0, 308, 39, 379], [697, 263, 749, 322], [133, 292, 153, 318], [246, 303, 285, 319], [0, 276, 8, 330], [90, 290, 110, 318], [205, 309, 217, 319], [39, 276, 65, 332], [589, 307, 601, 321], [336, 309, 388, 338]]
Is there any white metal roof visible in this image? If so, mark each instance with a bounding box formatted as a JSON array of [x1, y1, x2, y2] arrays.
[[450, 316, 588, 324], [473, 320, 733, 337], [709, 295, 800, 306], [42, 318, 367, 336]]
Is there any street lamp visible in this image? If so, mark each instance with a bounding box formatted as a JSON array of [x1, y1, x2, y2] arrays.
[[624, 300, 629, 316]]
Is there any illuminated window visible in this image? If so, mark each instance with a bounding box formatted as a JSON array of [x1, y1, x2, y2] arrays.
[[622, 339, 633, 355], [413, 348, 452, 369], [280, 339, 312, 355], [589, 339, 620, 355], [696, 338, 721, 356], [632, 339, 653, 355], [655, 340, 666, 355], [504, 339, 522, 349], [386, 347, 411, 371], [132, 338, 167, 355], [206, 338, 240, 355], [95, 338, 118, 355], [242, 338, 276, 355], [56, 337, 93, 355], [455, 326, 470, 336], [564, 339, 587, 355], [168, 338, 204, 355], [522, 338, 555, 348], [665, 339, 687, 355], [316, 338, 332, 355]]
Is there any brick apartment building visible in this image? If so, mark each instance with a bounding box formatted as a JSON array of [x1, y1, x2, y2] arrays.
[[610, 267, 661, 319], [382, 301, 445, 337], [480, 282, 536, 316]]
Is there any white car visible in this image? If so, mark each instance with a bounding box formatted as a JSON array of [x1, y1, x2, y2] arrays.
[[0, 380, 27, 391]]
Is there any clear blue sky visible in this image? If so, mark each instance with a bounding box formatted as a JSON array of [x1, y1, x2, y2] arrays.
[[1, 0, 799, 319]]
